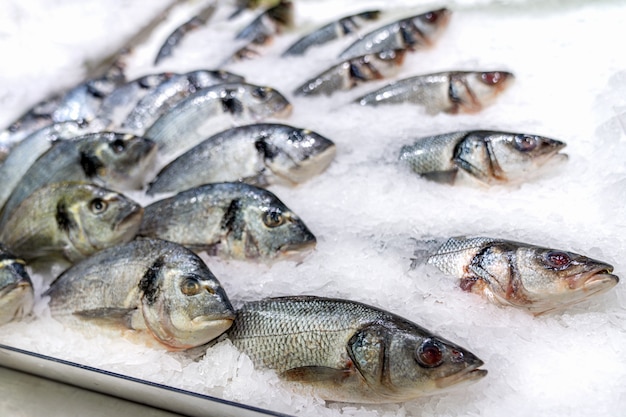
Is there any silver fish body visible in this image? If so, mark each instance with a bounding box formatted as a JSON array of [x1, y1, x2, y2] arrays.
[[45, 238, 235, 350], [427, 236, 619, 315], [139, 182, 316, 261], [338, 8, 451, 60], [356, 71, 514, 114], [0, 245, 33, 326], [147, 123, 336, 194], [122, 70, 245, 133], [0, 132, 156, 225], [399, 130, 567, 185], [294, 49, 406, 97], [282, 10, 381, 57], [0, 182, 143, 263], [228, 296, 487, 403], [144, 83, 292, 159]]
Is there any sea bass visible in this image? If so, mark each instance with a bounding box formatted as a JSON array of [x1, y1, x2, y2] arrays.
[[228, 296, 487, 403], [147, 123, 336, 194], [355, 71, 514, 114], [0, 245, 33, 326], [139, 183, 316, 261], [282, 10, 381, 57], [144, 83, 291, 159], [294, 50, 406, 97], [398, 130, 567, 185], [0, 132, 156, 225], [426, 236, 619, 315], [46, 238, 235, 350], [338, 8, 451, 60], [0, 182, 143, 263]]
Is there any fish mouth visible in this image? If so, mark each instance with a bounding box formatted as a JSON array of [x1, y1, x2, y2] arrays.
[[435, 361, 487, 390], [580, 269, 619, 294], [115, 206, 144, 231], [275, 103, 293, 118], [279, 238, 317, 257], [190, 317, 235, 342], [284, 143, 337, 183]]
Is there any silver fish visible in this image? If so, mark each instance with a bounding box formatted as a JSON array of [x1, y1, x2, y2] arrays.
[[355, 71, 515, 114], [426, 236, 619, 315], [0, 132, 156, 226], [228, 296, 487, 403], [0, 182, 143, 263], [338, 8, 451, 60], [144, 83, 292, 159], [139, 182, 316, 261], [294, 49, 406, 97], [147, 123, 336, 194], [398, 130, 568, 185], [282, 10, 381, 57], [45, 238, 235, 350], [0, 245, 33, 326], [122, 70, 245, 133]]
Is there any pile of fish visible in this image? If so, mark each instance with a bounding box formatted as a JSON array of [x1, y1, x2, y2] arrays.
[[0, 0, 619, 408]]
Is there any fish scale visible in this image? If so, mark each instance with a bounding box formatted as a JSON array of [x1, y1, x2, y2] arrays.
[[427, 236, 500, 277]]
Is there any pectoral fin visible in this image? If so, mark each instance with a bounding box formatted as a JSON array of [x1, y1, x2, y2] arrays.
[[421, 169, 458, 184], [282, 366, 355, 383], [74, 307, 143, 329]]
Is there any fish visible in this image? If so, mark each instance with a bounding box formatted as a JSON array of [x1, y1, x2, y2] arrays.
[[153, 3, 217, 65], [0, 245, 34, 326], [426, 236, 620, 315], [227, 296, 487, 403], [294, 49, 407, 97], [146, 123, 336, 194], [229, 0, 282, 19], [338, 8, 451, 60], [45, 238, 235, 350], [282, 10, 381, 57], [0, 182, 143, 263], [355, 71, 515, 114], [144, 83, 292, 159], [122, 70, 245, 133], [0, 132, 156, 225], [138, 182, 316, 261], [398, 130, 568, 185]]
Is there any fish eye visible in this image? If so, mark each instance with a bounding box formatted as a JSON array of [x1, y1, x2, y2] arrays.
[[89, 198, 108, 214], [514, 135, 538, 152], [544, 251, 572, 270], [423, 11, 439, 23], [263, 209, 284, 228], [110, 139, 126, 154], [252, 87, 269, 100], [181, 277, 202, 296], [416, 338, 444, 368], [481, 71, 506, 85]]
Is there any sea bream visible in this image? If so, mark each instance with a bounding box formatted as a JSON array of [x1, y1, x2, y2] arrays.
[[338, 8, 451, 60], [139, 183, 316, 261], [45, 238, 235, 350], [282, 10, 381, 57], [0, 245, 33, 326], [144, 82, 291, 159], [0, 132, 156, 225], [227, 296, 487, 403], [0, 182, 143, 263], [426, 236, 620, 315], [147, 123, 336, 194], [398, 130, 568, 185], [294, 49, 407, 97], [355, 71, 514, 114]]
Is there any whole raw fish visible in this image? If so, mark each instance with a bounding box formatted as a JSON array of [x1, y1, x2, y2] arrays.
[[355, 71, 514, 114], [0, 245, 33, 326], [46, 238, 235, 350], [147, 123, 336, 194], [0, 182, 143, 263], [228, 296, 487, 403], [139, 183, 316, 261], [426, 236, 619, 315], [398, 130, 567, 185]]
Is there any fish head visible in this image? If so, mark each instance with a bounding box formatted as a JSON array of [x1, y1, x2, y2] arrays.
[[410, 8, 452, 46], [64, 184, 143, 261], [79, 133, 157, 190], [139, 247, 235, 350], [242, 84, 292, 120], [347, 321, 486, 402], [514, 246, 619, 314], [256, 126, 336, 184], [451, 71, 514, 113], [0, 248, 34, 325]]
